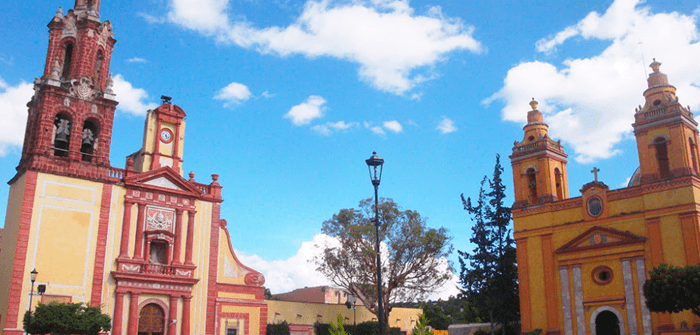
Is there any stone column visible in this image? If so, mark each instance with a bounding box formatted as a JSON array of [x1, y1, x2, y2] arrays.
[[559, 267, 572, 335], [173, 209, 184, 264], [185, 210, 196, 265], [181, 296, 192, 335], [636, 258, 653, 335], [118, 201, 134, 258], [622, 259, 638, 335], [169, 295, 178, 335], [133, 203, 146, 260], [112, 292, 125, 335], [573, 266, 585, 335], [127, 292, 140, 335]]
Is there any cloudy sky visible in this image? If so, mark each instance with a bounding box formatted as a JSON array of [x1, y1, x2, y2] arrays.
[[1, 0, 699, 299]]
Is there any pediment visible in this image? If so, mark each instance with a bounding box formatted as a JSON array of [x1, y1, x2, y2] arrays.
[[125, 167, 202, 196], [556, 226, 646, 254]]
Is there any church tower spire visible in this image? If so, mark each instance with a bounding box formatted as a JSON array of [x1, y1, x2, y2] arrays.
[[632, 60, 699, 183], [510, 99, 569, 207], [17, 0, 117, 181]]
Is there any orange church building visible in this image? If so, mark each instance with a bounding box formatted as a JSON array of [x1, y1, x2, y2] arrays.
[[510, 61, 700, 335], [0, 1, 267, 334]]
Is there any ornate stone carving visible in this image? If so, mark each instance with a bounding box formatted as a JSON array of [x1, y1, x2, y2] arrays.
[[176, 269, 192, 277], [121, 264, 140, 273], [146, 207, 174, 232], [244, 272, 266, 286], [70, 76, 94, 100]]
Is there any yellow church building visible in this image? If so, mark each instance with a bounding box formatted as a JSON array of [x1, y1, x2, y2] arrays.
[[510, 60, 700, 335], [0, 1, 268, 334]]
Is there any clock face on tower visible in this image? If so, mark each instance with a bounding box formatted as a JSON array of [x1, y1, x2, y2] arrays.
[[160, 129, 173, 143]]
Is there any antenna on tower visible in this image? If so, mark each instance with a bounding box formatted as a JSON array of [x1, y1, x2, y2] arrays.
[[638, 41, 647, 78]]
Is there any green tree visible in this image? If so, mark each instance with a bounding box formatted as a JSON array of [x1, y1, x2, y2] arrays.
[[420, 302, 451, 330], [643, 263, 700, 317], [412, 314, 434, 335], [330, 314, 350, 335], [315, 198, 452, 332], [23, 302, 111, 335], [459, 154, 519, 335]]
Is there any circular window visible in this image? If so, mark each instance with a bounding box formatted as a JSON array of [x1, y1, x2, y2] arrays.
[[592, 266, 614, 285], [587, 197, 603, 217]]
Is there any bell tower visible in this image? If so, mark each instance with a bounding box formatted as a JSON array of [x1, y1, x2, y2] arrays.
[[128, 97, 187, 176], [17, 0, 117, 180], [632, 60, 700, 183], [510, 99, 569, 207]]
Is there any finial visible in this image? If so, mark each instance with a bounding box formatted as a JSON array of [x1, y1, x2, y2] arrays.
[[188, 171, 195, 181], [49, 58, 61, 80], [650, 58, 661, 73], [104, 73, 114, 94], [55, 6, 63, 18], [126, 157, 134, 170], [212, 174, 219, 182], [529, 98, 538, 111]]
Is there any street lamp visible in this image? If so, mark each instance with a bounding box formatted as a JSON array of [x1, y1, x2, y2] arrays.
[[28, 269, 38, 329], [365, 151, 384, 335]]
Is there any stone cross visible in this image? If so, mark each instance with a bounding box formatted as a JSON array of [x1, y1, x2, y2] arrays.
[[591, 167, 600, 182]]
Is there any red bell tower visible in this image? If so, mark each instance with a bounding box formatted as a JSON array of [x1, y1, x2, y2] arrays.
[[16, 0, 117, 181]]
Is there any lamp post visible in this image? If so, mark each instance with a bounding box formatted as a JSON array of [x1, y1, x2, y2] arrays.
[[28, 268, 38, 330], [365, 151, 384, 335]]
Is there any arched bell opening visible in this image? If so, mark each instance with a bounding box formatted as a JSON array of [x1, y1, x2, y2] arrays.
[[80, 119, 99, 162], [53, 112, 72, 157]]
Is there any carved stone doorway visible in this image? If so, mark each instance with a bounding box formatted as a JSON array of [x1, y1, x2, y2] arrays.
[[138, 303, 165, 335]]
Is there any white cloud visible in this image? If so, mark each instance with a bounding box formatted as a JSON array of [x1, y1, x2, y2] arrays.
[[236, 233, 461, 300], [166, 0, 482, 94], [214, 82, 252, 107], [126, 57, 148, 63], [285, 95, 326, 126], [487, 0, 700, 163], [235, 234, 334, 294], [112, 74, 159, 116], [383, 120, 403, 133], [0, 79, 33, 156], [436, 116, 457, 134], [312, 121, 358, 136]]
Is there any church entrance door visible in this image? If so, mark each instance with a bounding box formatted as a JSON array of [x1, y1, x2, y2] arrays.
[[138, 303, 165, 335], [595, 310, 620, 335]]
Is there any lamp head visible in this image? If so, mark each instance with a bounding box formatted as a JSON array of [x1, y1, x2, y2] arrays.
[[365, 151, 384, 186], [30, 268, 38, 283]]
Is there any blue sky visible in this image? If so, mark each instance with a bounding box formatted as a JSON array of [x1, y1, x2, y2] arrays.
[[1, 0, 700, 298]]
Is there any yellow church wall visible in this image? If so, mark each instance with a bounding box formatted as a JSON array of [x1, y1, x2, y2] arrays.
[[100, 185, 125, 315], [24, 173, 106, 308], [217, 230, 247, 286], [0, 173, 28, 331], [265, 300, 422, 333], [524, 235, 548, 329], [140, 110, 158, 171], [658, 215, 688, 266], [191, 200, 213, 335], [221, 305, 260, 335]]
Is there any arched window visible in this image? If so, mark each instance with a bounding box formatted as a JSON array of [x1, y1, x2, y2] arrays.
[[554, 168, 563, 200], [80, 120, 98, 162], [138, 304, 165, 335], [690, 138, 698, 175], [53, 113, 71, 157], [62, 43, 73, 80], [526, 168, 537, 204], [94, 50, 103, 85], [654, 137, 671, 179]]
